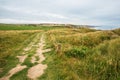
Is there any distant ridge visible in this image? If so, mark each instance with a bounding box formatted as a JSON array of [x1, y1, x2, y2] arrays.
[[0, 23, 96, 28]]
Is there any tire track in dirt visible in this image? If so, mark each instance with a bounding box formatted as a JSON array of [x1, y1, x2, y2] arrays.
[[0, 33, 40, 80], [0, 33, 50, 80], [27, 34, 51, 80]]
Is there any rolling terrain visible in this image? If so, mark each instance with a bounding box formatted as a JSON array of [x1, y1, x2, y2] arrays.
[[0, 24, 120, 80]]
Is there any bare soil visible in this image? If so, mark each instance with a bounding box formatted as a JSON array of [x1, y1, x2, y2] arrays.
[[27, 34, 51, 80], [0, 33, 51, 80]]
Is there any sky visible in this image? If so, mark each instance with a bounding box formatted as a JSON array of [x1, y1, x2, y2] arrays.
[[0, 0, 120, 26]]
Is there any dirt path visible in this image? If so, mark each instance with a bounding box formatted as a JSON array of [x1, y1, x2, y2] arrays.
[[0, 33, 41, 80], [0, 57, 27, 80], [0, 33, 50, 80], [27, 34, 51, 80], [0, 65, 27, 80], [16, 55, 27, 63]]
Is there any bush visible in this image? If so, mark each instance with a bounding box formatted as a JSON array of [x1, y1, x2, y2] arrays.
[[65, 46, 89, 59]]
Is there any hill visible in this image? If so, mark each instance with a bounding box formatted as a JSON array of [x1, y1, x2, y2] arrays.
[[0, 24, 120, 80]]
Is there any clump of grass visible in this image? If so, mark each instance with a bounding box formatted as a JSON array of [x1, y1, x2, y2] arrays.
[[112, 28, 120, 35], [35, 56, 40, 61], [10, 68, 29, 80], [22, 56, 34, 67], [65, 46, 89, 59]]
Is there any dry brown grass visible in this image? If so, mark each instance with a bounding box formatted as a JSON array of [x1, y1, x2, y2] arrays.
[[40, 28, 120, 80]]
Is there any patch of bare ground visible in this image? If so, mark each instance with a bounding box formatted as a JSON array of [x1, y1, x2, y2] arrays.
[[27, 64, 47, 80], [43, 49, 51, 53], [0, 55, 27, 80], [0, 34, 40, 80], [17, 55, 27, 63], [27, 34, 51, 80], [0, 65, 27, 80], [0, 54, 28, 80], [0, 33, 50, 80]]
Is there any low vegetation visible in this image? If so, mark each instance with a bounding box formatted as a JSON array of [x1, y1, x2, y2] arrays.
[[40, 27, 120, 80], [0, 24, 64, 30], [0, 24, 120, 80], [0, 30, 41, 77]]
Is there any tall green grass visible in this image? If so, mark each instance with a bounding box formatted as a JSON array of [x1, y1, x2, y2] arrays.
[[0, 30, 41, 77], [40, 28, 120, 80], [79, 38, 120, 80], [112, 28, 120, 35], [0, 26, 120, 80]]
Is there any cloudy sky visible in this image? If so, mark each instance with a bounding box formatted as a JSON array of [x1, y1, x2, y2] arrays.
[[0, 0, 120, 26]]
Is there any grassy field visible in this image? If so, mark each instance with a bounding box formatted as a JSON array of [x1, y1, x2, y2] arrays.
[[0, 30, 42, 77], [0, 24, 120, 80], [0, 24, 65, 30], [40, 28, 120, 80]]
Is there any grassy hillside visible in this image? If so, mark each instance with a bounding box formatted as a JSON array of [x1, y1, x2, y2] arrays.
[[0, 24, 120, 80], [40, 28, 120, 80]]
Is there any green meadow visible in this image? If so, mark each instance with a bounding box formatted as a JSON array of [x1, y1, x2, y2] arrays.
[[0, 24, 64, 30], [0, 24, 120, 80]]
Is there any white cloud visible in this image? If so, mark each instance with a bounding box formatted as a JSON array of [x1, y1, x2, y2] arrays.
[[0, 18, 38, 23], [0, 18, 65, 24], [2, 6, 68, 19], [0, 0, 120, 26], [42, 13, 68, 19]]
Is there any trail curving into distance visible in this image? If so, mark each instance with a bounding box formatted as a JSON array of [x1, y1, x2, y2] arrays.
[[0, 33, 51, 80], [27, 34, 51, 80]]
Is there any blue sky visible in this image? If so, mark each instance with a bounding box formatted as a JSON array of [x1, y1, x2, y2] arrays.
[[0, 0, 120, 26]]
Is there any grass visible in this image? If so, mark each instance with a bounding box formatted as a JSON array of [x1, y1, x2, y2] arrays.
[[11, 33, 42, 79], [0, 24, 65, 30], [112, 28, 120, 35], [0, 30, 41, 78], [10, 68, 29, 80], [65, 46, 89, 59], [0, 24, 120, 80], [39, 27, 120, 80], [82, 38, 120, 80]]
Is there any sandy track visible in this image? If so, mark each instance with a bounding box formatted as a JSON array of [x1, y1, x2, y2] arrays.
[[0, 33, 40, 80], [0, 33, 50, 80], [27, 64, 47, 80], [0, 65, 27, 80], [17, 55, 27, 63], [27, 34, 51, 80]]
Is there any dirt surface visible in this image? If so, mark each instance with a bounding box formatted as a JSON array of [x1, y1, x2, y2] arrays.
[[27, 34, 51, 80], [43, 49, 51, 53], [0, 34, 36, 80], [0, 65, 27, 80], [0, 33, 51, 80], [27, 64, 47, 80], [17, 55, 27, 63]]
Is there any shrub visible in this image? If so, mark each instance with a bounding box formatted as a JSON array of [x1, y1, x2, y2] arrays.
[[65, 46, 89, 59]]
